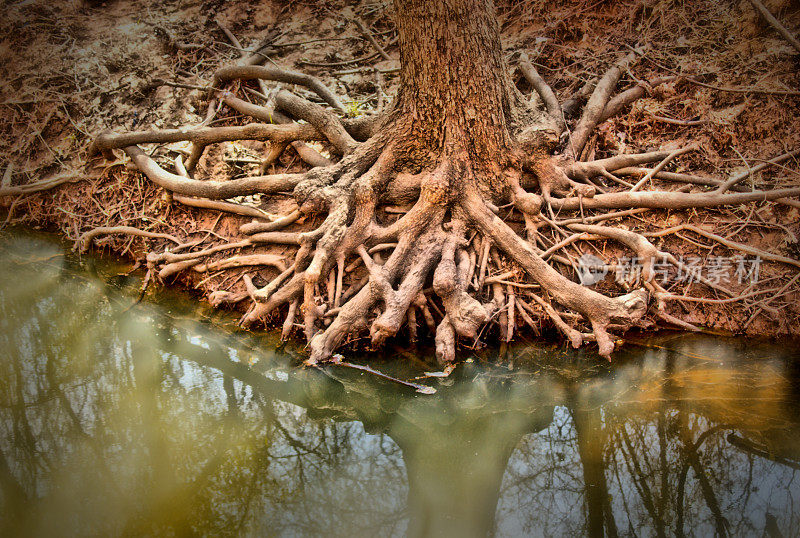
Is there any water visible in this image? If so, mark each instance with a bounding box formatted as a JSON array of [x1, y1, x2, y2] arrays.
[[1, 231, 799, 537]]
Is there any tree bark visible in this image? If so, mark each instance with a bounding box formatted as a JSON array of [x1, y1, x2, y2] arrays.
[[392, 0, 519, 166]]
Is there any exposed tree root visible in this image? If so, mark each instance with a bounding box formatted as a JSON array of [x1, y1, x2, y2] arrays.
[[78, 226, 183, 252], [0, 172, 92, 197], [746, 0, 800, 55], [10, 5, 799, 366]]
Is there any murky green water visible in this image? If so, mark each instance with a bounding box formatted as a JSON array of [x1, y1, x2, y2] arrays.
[[1, 231, 799, 537]]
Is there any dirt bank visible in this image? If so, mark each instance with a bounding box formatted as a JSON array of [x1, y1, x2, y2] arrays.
[[1, 0, 799, 354]]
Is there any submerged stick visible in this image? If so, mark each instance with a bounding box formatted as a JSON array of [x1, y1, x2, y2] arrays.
[[320, 354, 437, 394]]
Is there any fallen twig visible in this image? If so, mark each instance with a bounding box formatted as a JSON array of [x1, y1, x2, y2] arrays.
[[320, 354, 437, 394]]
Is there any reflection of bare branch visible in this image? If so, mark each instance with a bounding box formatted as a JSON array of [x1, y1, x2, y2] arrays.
[[727, 434, 800, 471], [43, 355, 121, 493], [676, 423, 728, 534], [616, 427, 668, 538], [677, 417, 730, 538], [657, 413, 669, 529]]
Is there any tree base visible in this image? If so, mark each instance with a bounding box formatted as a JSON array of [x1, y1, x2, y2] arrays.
[[49, 17, 800, 366]]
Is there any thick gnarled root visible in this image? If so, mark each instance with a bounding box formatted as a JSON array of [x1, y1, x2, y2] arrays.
[[432, 222, 491, 365], [70, 41, 800, 367]]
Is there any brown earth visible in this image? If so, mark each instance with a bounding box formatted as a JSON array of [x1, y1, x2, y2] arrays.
[[1, 0, 799, 356]]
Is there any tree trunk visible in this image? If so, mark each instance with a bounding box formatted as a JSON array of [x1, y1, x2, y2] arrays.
[[392, 0, 519, 168], [94, 0, 788, 364], [292, 0, 644, 362]]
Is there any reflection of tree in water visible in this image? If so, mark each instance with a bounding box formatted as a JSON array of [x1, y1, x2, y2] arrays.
[[1, 238, 800, 537], [498, 343, 800, 537], [0, 244, 409, 536]]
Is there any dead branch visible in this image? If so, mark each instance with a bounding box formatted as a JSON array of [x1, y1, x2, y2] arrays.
[[351, 18, 393, 62], [716, 148, 800, 193], [630, 144, 698, 192]]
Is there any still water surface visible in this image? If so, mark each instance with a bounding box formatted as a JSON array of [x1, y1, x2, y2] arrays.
[[1, 231, 799, 537]]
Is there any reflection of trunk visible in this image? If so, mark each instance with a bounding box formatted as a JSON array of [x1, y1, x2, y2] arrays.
[[677, 417, 729, 538], [0, 445, 28, 535], [122, 331, 232, 537], [391, 407, 553, 538], [727, 433, 800, 470], [400, 438, 514, 538], [573, 405, 618, 538]]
